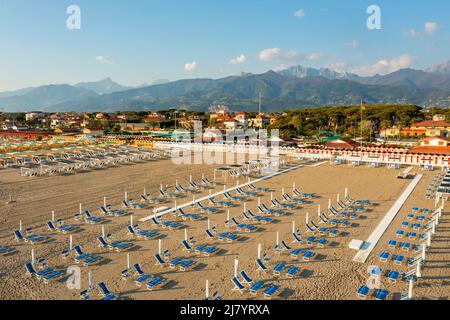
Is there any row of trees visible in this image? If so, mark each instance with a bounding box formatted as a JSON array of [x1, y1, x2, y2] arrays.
[[270, 105, 429, 139]]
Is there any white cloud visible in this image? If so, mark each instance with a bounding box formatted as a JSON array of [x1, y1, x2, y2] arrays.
[[294, 9, 305, 18], [308, 53, 322, 61], [259, 48, 300, 61], [424, 21, 438, 36], [351, 40, 358, 49], [95, 55, 112, 64], [351, 54, 413, 76], [230, 54, 246, 65], [184, 61, 197, 72], [405, 21, 438, 37]]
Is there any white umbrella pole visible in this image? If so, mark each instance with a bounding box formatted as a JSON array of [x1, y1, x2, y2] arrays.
[[19, 220, 22, 231], [258, 243, 261, 259], [258, 197, 261, 206], [227, 210, 230, 228], [206, 280, 209, 299], [103, 197, 106, 207], [292, 182, 295, 191], [270, 192, 273, 201], [427, 232, 431, 247], [276, 232, 279, 246], [102, 225, 105, 238], [416, 260, 421, 278], [31, 249, 35, 266], [328, 199, 331, 210], [130, 215, 133, 227], [79, 203, 82, 214], [292, 221, 295, 234], [234, 258, 238, 277], [408, 279, 413, 299], [69, 235, 73, 251], [208, 218, 211, 230], [125, 192, 128, 202], [318, 205, 321, 218], [52, 211, 55, 222], [127, 253, 130, 270], [344, 188, 348, 199], [306, 212, 309, 224], [337, 194, 340, 203], [158, 239, 162, 255], [184, 228, 188, 241]]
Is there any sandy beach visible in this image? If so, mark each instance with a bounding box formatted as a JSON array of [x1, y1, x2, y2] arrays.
[[0, 153, 447, 300]]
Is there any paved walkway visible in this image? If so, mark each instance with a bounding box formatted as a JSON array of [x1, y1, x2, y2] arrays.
[[140, 163, 305, 222], [353, 174, 423, 263]]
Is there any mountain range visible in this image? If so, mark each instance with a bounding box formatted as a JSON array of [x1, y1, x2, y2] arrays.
[[1, 61, 450, 113]]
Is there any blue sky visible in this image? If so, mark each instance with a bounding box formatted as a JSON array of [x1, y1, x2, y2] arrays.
[[0, 0, 449, 91]]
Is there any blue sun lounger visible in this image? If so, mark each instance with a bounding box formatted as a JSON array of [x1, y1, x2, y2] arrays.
[[194, 244, 207, 253], [263, 285, 280, 299], [98, 236, 133, 252], [209, 197, 233, 207], [169, 257, 184, 268], [218, 232, 238, 242], [84, 211, 108, 224], [256, 258, 270, 272], [306, 236, 316, 245], [146, 277, 167, 290], [273, 262, 286, 275], [179, 260, 196, 271], [0, 246, 9, 255], [154, 253, 167, 267], [47, 221, 77, 234], [375, 289, 390, 300], [387, 270, 400, 282], [379, 251, 390, 262], [204, 246, 219, 256], [317, 239, 328, 247], [249, 281, 265, 295], [357, 285, 370, 299], [98, 282, 118, 300], [127, 226, 159, 240], [261, 204, 284, 216], [232, 277, 246, 293], [240, 271, 253, 285], [292, 232, 302, 243], [290, 248, 303, 259], [197, 203, 218, 214], [303, 251, 315, 261], [401, 242, 411, 251], [14, 230, 46, 244], [393, 255, 405, 265], [133, 264, 152, 286], [286, 266, 300, 278], [25, 263, 64, 282], [247, 210, 272, 224], [388, 240, 397, 248]]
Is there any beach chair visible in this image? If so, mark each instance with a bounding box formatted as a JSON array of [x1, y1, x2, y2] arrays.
[[209, 197, 232, 207], [317, 238, 328, 248], [205, 229, 216, 240], [98, 236, 133, 252], [302, 251, 315, 261], [272, 199, 295, 209], [197, 202, 218, 214], [14, 230, 46, 244], [286, 266, 300, 278], [154, 253, 167, 267], [273, 262, 286, 275], [127, 225, 159, 240], [305, 224, 315, 233], [224, 192, 246, 202], [203, 246, 219, 256], [261, 204, 284, 216], [231, 277, 246, 293], [122, 200, 148, 210], [306, 236, 316, 245], [202, 177, 221, 186], [387, 270, 400, 283], [169, 257, 184, 268], [231, 217, 257, 232], [247, 210, 272, 224], [179, 260, 196, 271], [240, 271, 253, 286], [393, 255, 405, 265], [357, 285, 370, 299], [388, 240, 398, 249], [175, 185, 196, 194], [98, 282, 119, 300], [292, 232, 302, 243], [401, 242, 411, 252], [146, 277, 167, 291], [263, 285, 280, 299], [133, 264, 152, 286], [84, 210, 108, 224], [159, 189, 183, 199], [100, 206, 129, 217], [0, 246, 9, 256], [218, 232, 238, 242], [256, 258, 270, 272], [379, 251, 390, 262], [47, 221, 77, 234], [375, 289, 390, 301], [249, 184, 270, 192], [25, 263, 64, 283], [249, 281, 265, 295]]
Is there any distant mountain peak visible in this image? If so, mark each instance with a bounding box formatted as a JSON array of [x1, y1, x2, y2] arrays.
[[75, 78, 132, 95], [426, 60, 450, 75]]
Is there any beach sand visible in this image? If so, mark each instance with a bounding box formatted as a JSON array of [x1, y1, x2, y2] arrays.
[[0, 154, 447, 300]]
